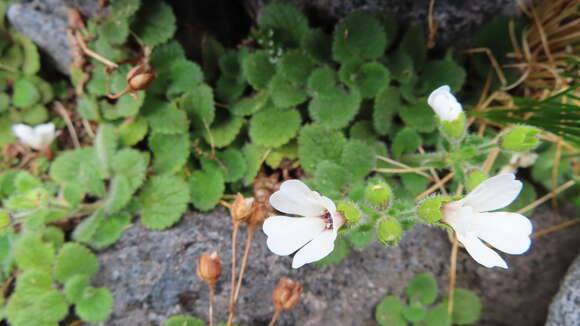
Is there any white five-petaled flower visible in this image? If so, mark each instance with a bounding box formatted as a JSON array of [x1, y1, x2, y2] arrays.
[[11, 123, 56, 150], [427, 85, 463, 121], [442, 173, 533, 269], [263, 180, 344, 269]]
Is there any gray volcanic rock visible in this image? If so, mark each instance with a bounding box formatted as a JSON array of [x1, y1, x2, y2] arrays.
[[546, 254, 580, 326], [93, 205, 580, 326]]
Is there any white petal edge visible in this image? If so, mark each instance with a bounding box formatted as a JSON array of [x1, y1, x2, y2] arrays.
[[12, 124, 40, 149], [34, 123, 56, 148], [458, 232, 508, 269], [461, 173, 522, 212], [427, 85, 462, 121], [263, 216, 325, 256], [292, 230, 337, 269], [473, 212, 533, 255], [269, 180, 326, 217]]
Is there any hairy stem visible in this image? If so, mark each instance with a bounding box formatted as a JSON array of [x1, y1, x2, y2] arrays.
[[228, 225, 256, 325], [208, 284, 215, 326], [226, 223, 240, 326]]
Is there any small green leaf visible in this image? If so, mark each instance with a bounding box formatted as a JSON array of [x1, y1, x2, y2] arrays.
[[268, 73, 308, 108], [64, 275, 90, 303], [54, 242, 99, 283], [75, 287, 113, 323], [307, 66, 338, 97], [102, 92, 145, 120], [399, 100, 437, 133], [265, 141, 298, 169], [375, 296, 406, 326], [400, 25, 426, 70], [95, 123, 118, 177], [341, 61, 391, 98], [180, 83, 215, 131], [401, 173, 429, 197], [164, 315, 205, 326], [298, 124, 347, 174], [230, 91, 269, 116], [149, 133, 190, 175], [392, 128, 421, 157], [332, 12, 387, 63], [139, 175, 190, 230], [12, 78, 40, 108], [168, 59, 204, 97], [49, 148, 105, 196], [243, 143, 267, 185], [73, 209, 104, 244], [242, 50, 275, 90], [132, 0, 176, 46], [302, 28, 332, 63], [112, 149, 149, 192], [12, 32, 41, 75], [405, 273, 438, 305], [259, 2, 309, 47], [144, 100, 189, 134], [13, 269, 54, 297], [189, 167, 225, 211], [13, 232, 55, 271], [77, 95, 101, 121], [442, 289, 482, 325], [104, 175, 132, 214], [424, 304, 451, 326], [98, 19, 129, 45], [402, 303, 427, 322], [202, 115, 244, 148], [87, 212, 132, 249], [347, 224, 374, 248], [309, 88, 361, 129], [119, 117, 149, 146], [249, 107, 301, 147], [374, 87, 400, 136], [418, 60, 466, 94], [277, 49, 316, 85], [341, 140, 376, 179]]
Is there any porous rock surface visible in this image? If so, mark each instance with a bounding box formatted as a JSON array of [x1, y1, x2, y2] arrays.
[[93, 206, 580, 326], [545, 254, 580, 326]]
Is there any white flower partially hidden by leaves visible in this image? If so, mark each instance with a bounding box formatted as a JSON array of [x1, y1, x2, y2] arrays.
[[263, 180, 344, 269], [427, 85, 463, 121], [443, 173, 533, 269], [11, 123, 56, 150]]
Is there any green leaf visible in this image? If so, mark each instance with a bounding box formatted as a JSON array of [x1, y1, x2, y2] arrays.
[[149, 132, 190, 175], [12, 32, 40, 75], [387, 50, 414, 84], [230, 91, 269, 116], [401, 174, 429, 197], [314, 160, 352, 192], [307, 66, 339, 97], [418, 60, 466, 94], [405, 273, 438, 305], [95, 123, 118, 177], [347, 224, 374, 248], [341, 140, 376, 179], [375, 296, 407, 326], [111, 149, 149, 192], [29, 76, 54, 104], [73, 209, 105, 244], [202, 148, 247, 183], [12, 78, 40, 108], [202, 115, 244, 148], [249, 106, 301, 147], [341, 61, 391, 98], [64, 275, 90, 303], [242, 143, 267, 185], [392, 128, 421, 157], [102, 92, 145, 120], [374, 87, 400, 135], [399, 100, 437, 133], [104, 175, 132, 214], [77, 95, 101, 120], [265, 141, 298, 169], [144, 99, 189, 134], [49, 148, 105, 196], [242, 50, 276, 90], [180, 83, 215, 131], [13, 232, 55, 271], [315, 236, 350, 266], [424, 304, 451, 326], [189, 167, 225, 211], [402, 303, 427, 322], [277, 49, 316, 85], [54, 243, 99, 283], [298, 124, 347, 174], [7, 290, 68, 325], [350, 120, 379, 144], [259, 2, 309, 47], [139, 175, 190, 230], [168, 59, 204, 97], [87, 212, 131, 249], [302, 28, 332, 63], [309, 88, 361, 129], [268, 73, 308, 108], [98, 19, 129, 45], [110, 0, 141, 17], [164, 315, 205, 326], [149, 41, 186, 94], [442, 289, 482, 325], [75, 287, 113, 323], [400, 25, 426, 70], [13, 269, 54, 297], [22, 104, 49, 125], [332, 12, 387, 63], [132, 0, 176, 46], [505, 181, 537, 214], [119, 117, 148, 146]]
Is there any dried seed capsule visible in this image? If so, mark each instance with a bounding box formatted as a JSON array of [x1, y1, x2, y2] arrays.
[[196, 252, 222, 286], [231, 194, 255, 223], [126, 64, 156, 91], [272, 277, 303, 311]]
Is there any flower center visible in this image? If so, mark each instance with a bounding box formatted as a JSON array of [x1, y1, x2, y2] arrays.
[[321, 210, 333, 230]]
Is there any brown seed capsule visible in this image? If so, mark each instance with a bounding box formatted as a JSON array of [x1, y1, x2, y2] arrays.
[[67, 8, 85, 29], [272, 277, 302, 311], [246, 201, 268, 226], [231, 194, 255, 223], [126, 64, 156, 91], [196, 252, 222, 286]]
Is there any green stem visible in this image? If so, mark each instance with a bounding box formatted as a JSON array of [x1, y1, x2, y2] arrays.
[[400, 152, 449, 167]]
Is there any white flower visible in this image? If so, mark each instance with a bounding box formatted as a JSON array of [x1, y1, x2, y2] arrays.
[[427, 85, 463, 121], [263, 180, 344, 269], [12, 123, 56, 150], [500, 153, 539, 174], [442, 173, 533, 269]]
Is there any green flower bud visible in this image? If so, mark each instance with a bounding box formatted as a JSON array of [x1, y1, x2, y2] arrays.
[[376, 217, 403, 246], [417, 195, 453, 223], [466, 169, 488, 191], [440, 112, 466, 141], [500, 125, 540, 152], [337, 201, 361, 226], [365, 181, 392, 208]]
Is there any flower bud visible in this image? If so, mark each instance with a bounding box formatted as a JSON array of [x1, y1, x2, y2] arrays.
[[272, 277, 302, 311], [427, 85, 463, 121], [337, 201, 360, 226], [440, 112, 466, 140], [417, 195, 453, 223], [466, 169, 488, 192], [196, 252, 222, 286], [365, 181, 392, 208], [231, 194, 255, 223], [500, 126, 540, 152], [376, 217, 403, 246], [126, 64, 156, 91]]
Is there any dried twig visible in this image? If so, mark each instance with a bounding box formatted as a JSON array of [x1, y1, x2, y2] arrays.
[[54, 102, 81, 149]]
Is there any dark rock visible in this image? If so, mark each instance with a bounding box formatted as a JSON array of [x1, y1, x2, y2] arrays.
[[93, 205, 580, 326], [546, 254, 580, 326]]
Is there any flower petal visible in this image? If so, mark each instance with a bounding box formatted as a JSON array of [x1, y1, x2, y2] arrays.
[[473, 212, 532, 255], [263, 215, 325, 256], [292, 230, 337, 269], [34, 123, 56, 147], [461, 173, 522, 212], [269, 180, 326, 217], [427, 85, 463, 121], [458, 232, 508, 269], [12, 124, 41, 149]]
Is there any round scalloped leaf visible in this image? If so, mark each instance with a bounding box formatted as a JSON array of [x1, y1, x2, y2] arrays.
[[277, 49, 316, 85], [119, 117, 148, 146], [7, 290, 68, 325], [103, 175, 131, 214], [95, 123, 118, 177], [29, 76, 54, 104], [202, 149, 247, 183], [132, 1, 176, 46], [216, 75, 246, 104], [268, 74, 308, 108], [12, 78, 40, 108], [13, 232, 55, 271], [21, 104, 48, 125], [139, 175, 190, 230], [302, 28, 332, 63], [163, 315, 205, 326], [77, 95, 100, 120], [230, 91, 269, 116], [112, 149, 149, 192], [375, 296, 406, 326], [42, 226, 65, 251], [202, 115, 244, 148], [73, 209, 105, 244], [373, 87, 400, 135], [392, 127, 421, 157], [180, 83, 215, 131], [102, 92, 145, 120], [405, 273, 438, 305], [442, 289, 482, 325], [418, 59, 466, 94], [308, 88, 361, 129], [242, 50, 275, 90], [12, 32, 40, 75], [347, 62, 391, 98], [98, 18, 129, 45], [64, 274, 90, 303], [149, 132, 190, 175], [400, 25, 426, 71], [399, 99, 437, 133], [75, 287, 113, 323], [402, 303, 427, 322], [314, 160, 352, 191], [148, 41, 186, 94], [259, 2, 309, 47], [307, 66, 339, 97], [242, 143, 268, 185], [332, 12, 387, 63], [298, 124, 347, 174], [54, 242, 99, 283], [87, 212, 132, 249], [168, 59, 204, 97], [341, 140, 377, 179], [189, 167, 225, 211], [249, 107, 301, 147], [424, 304, 452, 326], [349, 120, 378, 144], [144, 100, 189, 135], [14, 270, 54, 297]]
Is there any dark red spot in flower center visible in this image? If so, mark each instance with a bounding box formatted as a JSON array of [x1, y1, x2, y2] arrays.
[[321, 211, 333, 230]]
